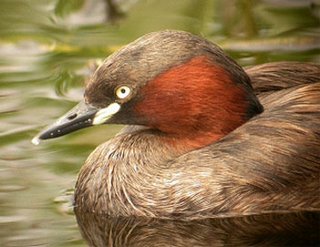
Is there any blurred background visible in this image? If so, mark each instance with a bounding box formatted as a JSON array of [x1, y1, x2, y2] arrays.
[[0, 0, 319, 246]]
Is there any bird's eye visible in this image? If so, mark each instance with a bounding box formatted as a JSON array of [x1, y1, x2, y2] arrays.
[[115, 86, 131, 99]]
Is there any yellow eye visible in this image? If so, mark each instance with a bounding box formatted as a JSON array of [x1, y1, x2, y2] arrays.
[[115, 86, 131, 99]]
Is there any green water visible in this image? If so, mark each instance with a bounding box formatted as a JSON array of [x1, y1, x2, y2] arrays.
[[0, 0, 319, 246]]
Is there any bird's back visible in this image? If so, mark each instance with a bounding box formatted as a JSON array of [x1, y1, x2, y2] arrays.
[[167, 62, 320, 217]]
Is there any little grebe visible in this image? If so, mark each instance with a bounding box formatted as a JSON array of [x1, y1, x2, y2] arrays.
[[33, 30, 320, 219]]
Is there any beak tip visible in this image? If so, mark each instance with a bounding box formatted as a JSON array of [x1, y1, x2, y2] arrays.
[[31, 136, 41, 146], [31, 101, 105, 145]]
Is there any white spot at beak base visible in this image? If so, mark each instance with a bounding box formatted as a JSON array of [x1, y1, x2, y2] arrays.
[[92, 103, 121, 125]]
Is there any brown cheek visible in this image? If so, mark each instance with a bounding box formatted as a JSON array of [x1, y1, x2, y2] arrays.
[[134, 56, 248, 136]]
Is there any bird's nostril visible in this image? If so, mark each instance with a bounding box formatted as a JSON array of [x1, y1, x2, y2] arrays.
[[67, 113, 77, 120]]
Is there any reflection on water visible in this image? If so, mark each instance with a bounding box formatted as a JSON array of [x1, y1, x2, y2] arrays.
[[75, 209, 320, 246], [0, 0, 319, 246]]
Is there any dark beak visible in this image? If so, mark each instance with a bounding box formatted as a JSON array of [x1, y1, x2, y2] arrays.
[[32, 101, 98, 145]]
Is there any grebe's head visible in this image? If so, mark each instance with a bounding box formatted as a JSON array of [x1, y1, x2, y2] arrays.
[[32, 30, 263, 148]]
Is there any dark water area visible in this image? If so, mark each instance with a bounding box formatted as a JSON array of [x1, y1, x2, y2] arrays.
[[0, 0, 319, 246], [75, 210, 319, 246]]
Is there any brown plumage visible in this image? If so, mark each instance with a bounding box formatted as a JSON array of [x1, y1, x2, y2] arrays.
[[33, 30, 320, 220]]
